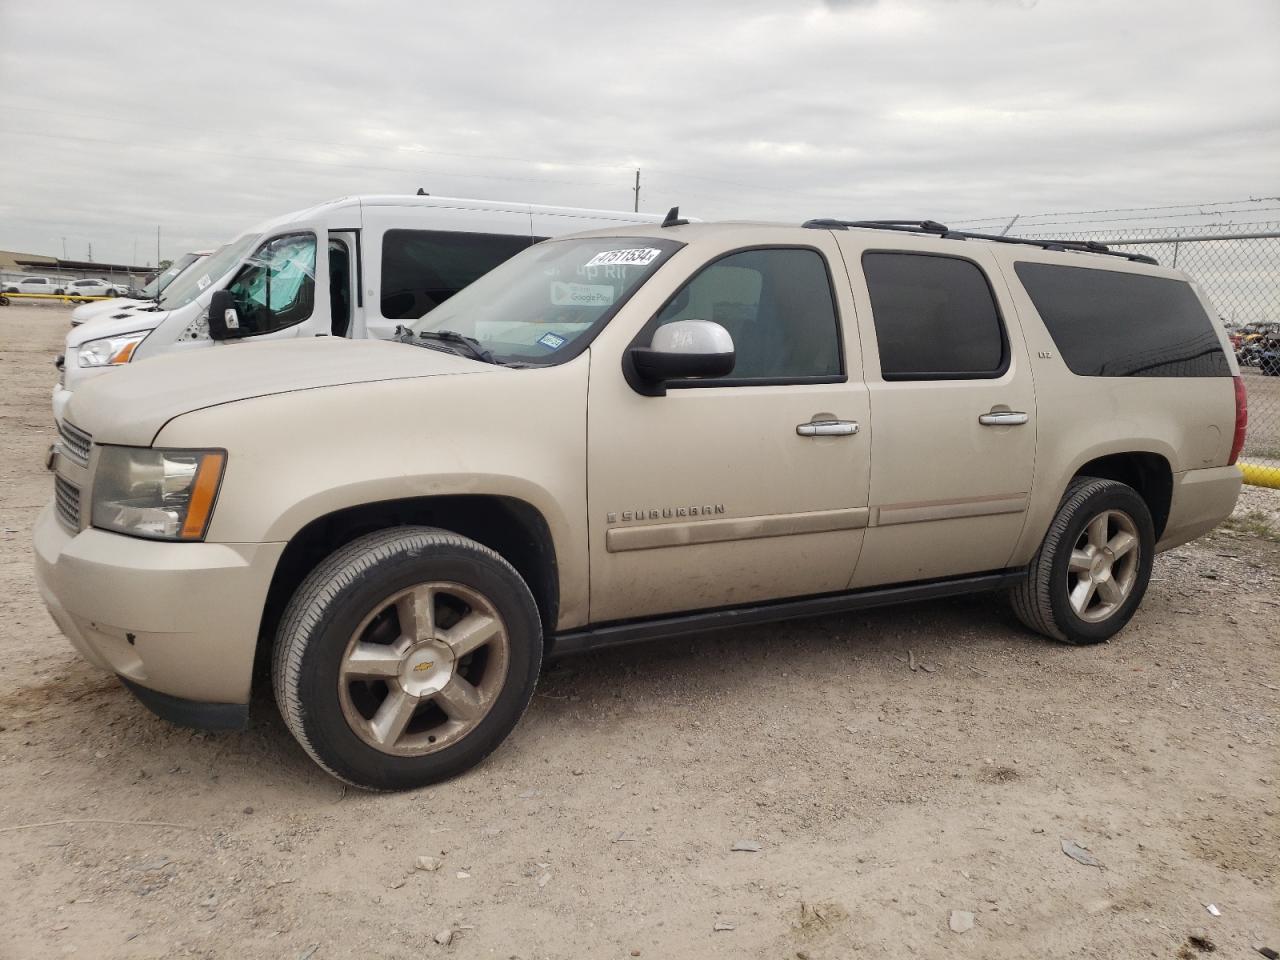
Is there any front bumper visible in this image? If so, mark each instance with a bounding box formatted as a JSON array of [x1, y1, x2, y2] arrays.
[[33, 504, 285, 721]]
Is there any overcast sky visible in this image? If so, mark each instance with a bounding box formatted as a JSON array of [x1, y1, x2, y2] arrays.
[[1, 0, 1277, 266]]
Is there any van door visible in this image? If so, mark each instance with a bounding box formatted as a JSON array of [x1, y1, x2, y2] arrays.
[[328, 231, 358, 337], [837, 239, 1038, 587], [215, 226, 331, 343]]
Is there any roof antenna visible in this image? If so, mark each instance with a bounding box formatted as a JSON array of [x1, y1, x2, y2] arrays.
[[416, 188, 429, 196], [662, 206, 688, 228]]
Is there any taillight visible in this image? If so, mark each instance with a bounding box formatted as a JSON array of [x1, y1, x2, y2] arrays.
[[1228, 375, 1247, 466]]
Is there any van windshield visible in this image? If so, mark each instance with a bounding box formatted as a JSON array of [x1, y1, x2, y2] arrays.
[[408, 236, 681, 364], [157, 235, 258, 311], [141, 252, 203, 299]]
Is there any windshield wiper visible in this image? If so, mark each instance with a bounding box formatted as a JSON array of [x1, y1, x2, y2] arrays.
[[416, 329, 499, 364]]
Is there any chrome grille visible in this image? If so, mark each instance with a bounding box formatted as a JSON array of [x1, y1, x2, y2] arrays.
[[58, 419, 92, 465], [54, 476, 81, 531]]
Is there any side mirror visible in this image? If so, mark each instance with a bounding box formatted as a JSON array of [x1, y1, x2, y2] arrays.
[[630, 319, 735, 394], [207, 290, 244, 340]]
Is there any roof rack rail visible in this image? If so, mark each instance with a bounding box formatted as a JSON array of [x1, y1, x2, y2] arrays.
[[800, 219, 1159, 265]]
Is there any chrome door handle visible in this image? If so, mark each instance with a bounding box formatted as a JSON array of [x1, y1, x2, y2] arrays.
[[797, 419, 859, 437], [978, 411, 1029, 426]]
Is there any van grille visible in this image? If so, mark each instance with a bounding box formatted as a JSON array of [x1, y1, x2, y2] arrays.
[[54, 476, 81, 531], [58, 419, 92, 465]]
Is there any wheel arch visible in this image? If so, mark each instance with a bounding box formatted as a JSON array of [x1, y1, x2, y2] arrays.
[[256, 494, 560, 678], [1070, 451, 1173, 540]]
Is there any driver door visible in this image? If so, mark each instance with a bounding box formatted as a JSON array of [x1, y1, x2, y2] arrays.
[[214, 226, 330, 343]]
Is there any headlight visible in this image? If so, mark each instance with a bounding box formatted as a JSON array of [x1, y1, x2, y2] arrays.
[[77, 330, 149, 367], [91, 446, 226, 541]]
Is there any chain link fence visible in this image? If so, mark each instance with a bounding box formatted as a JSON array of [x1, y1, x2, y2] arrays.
[[1020, 222, 1280, 488]]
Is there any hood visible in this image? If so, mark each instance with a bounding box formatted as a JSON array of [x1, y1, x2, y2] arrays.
[[70, 298, 146, 326], [66, 336, 491, 446], [67, 306, 163, 345]]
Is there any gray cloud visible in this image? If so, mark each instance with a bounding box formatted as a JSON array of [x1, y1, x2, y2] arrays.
[[0, 0, 1276, 265]]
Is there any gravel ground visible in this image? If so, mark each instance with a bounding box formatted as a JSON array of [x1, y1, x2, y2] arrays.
[[1, 302, 1277, 960]]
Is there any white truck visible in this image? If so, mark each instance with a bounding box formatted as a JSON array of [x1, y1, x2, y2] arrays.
[[54, 195, 664, 421]]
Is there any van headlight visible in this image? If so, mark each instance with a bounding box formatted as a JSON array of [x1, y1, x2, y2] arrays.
[[77, 330, 149, 367], [91, 446, 227, 541]]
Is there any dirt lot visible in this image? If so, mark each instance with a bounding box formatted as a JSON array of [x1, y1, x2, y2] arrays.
[[1, 302, 1277, 960]]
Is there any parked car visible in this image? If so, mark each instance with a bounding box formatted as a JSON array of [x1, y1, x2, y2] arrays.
[[65, 278, 124, 302], [3, 276, 66, 295], [1237, 335, 1265, 366], [1258, 338, 1280, 375], [70, 251, 213, 326], [52, 194, 665, 421], [35, 217, 1245, 790]]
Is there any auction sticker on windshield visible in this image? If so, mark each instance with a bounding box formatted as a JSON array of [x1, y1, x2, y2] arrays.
[[585, 248, 662, 267]]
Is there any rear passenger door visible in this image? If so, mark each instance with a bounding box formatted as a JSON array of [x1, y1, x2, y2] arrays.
[[837, 241, 1038, 586]]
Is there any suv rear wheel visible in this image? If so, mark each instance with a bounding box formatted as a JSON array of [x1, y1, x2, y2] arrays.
[[273, 526, 543, 790], [1010, 477, 1155, 645]]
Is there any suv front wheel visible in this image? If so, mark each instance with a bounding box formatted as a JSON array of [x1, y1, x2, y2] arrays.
[[273, 526, 543, 790], [1010, 477, 1155, 645]]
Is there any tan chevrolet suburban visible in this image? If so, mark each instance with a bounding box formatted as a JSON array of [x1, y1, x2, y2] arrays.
[[34, 215, 1247, 790]]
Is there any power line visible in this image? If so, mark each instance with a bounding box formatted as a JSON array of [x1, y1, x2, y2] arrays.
[[958, 207, 1280, 229], [953, 196, 1280, 227]]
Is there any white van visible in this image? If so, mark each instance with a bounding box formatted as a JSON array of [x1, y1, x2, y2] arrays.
[[53, 195, 663, 421], [70, 251, 212, 326]]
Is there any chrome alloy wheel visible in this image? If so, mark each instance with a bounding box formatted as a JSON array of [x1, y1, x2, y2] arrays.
[[1066, 510, 1141, 623], [338, 582, 510, 756]]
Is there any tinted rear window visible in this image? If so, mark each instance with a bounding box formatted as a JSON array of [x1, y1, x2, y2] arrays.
[[1015, 262, 1229, 377], [381, 229, 532, 320]]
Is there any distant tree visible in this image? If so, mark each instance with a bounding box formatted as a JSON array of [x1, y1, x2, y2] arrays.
[[157, 259, 173, 271]]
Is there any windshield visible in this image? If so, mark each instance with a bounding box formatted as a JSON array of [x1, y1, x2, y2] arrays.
[[141, 252, 203, 299], [157, 234, 258, 310], [408, 236, 682, 364]]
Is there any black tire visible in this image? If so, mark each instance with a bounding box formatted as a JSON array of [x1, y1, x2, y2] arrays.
[[54, 288, 64, 296], [273, 526, 543, 790], [1010, 477, 1155, 645], [106, 288, 118, 297]]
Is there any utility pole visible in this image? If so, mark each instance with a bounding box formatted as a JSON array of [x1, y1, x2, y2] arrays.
[[87, 241, 93, 262], [61, 236, 67, 259], [633, 169, 640, 213], [156, 225, 161, 271]]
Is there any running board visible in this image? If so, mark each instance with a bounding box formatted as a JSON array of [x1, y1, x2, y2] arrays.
[[549, 568, 1025, 656]]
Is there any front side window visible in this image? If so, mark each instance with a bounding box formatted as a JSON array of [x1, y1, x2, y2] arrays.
[[381, 229, 533, 321], [648, 248, 842, 382], [1014, 262, 1230, 377], [863, 252, 1007, 380], [407, 236, 682, 364], [222, 233, 317, 336]]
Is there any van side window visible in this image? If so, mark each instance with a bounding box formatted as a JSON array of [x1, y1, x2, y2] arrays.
[[650, 248, 842, 382], [1014, 262, 1231, 377], [863, 252, 1007, 380], [224, 234, 317, 336], [381, 229, 532, 320]]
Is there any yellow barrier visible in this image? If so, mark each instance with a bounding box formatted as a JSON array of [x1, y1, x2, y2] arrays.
[[0, 292, 116, 301], [1240, 462, 1280, 490]]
